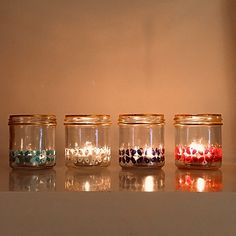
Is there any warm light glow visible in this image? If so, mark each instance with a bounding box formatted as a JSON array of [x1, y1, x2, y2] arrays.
[[84, 181, 90, 191], [189, 142, 205, 153], [146, 148, 153, 157], [196, 178, 206, 192], [143, 176, 154, 192]]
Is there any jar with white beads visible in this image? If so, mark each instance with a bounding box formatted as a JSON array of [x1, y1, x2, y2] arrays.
[[64, 115, 111, 167]]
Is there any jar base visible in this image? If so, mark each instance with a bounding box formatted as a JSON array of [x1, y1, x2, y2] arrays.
[[65, 162, 110, 168], [120, 164, 164, 169], [10, 164, 56, 170], [175, 160, 222, 170]]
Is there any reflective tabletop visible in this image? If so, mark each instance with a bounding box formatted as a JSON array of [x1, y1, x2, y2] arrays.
[[1, 163, 236, 192]]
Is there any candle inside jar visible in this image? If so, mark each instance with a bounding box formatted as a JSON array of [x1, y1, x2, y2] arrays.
[[119, 145, 165, 166], [175, 141, 222, 167], [65, 141, 111, 166]]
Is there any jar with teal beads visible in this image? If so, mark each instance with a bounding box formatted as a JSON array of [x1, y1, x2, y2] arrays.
[[8, 115, 57, 169]]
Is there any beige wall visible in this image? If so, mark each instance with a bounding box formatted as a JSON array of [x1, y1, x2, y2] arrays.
[[0, 0, 236, 166]]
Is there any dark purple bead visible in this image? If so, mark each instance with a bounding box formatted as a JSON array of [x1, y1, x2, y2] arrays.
[[119, 150, 122, 156], [126, 149, 130, 156], [131, 157, 136, 164], [144, 158, 150, 163], [161, 156, 165, 162], [155, 148, 160, 156], [137, 157, 143, 163], [121, 150, 125, 155], [131, 149, 136, 156], [126, 156, 131, 163], [122, 157, 126, 163], [161, 148, 165, 155], [157, 157, 162, 162], [152, 149, 156, 156], [119, 157, 122, 162], [151, 157, 157, 162], [137, 148, 143, 156]]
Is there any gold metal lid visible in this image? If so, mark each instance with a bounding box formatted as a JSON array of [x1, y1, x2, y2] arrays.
[[64, 114, 111, 125], [118, 114, 165, 124], [8, 114, 57, 126], [174, 114, 223, 125]]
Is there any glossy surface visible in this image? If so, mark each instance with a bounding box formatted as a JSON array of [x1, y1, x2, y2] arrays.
[[1, 161, 236, 192]]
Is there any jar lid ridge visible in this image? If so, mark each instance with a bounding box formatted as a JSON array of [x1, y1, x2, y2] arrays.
[[8, 114, 57, 125], [174, 114, 223, 125], [118, 114, 165, 124], [64, 114, 111, 125]]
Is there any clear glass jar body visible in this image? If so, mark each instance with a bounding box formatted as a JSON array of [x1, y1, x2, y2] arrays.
[[65, 115, 111, 167], [119, 114, 165, 169], [174, 114, 223, 170], [9, 115, 56, 169]]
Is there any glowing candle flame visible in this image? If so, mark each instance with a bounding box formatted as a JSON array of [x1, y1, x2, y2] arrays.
[[189, 142, 205, 153]]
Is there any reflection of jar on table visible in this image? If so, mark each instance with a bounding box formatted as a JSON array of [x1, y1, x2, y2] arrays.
[[119, 169, 165, 192], [65, 168, 111, 192], [9, 169, 56, 192], [175, 169, 223, 192]]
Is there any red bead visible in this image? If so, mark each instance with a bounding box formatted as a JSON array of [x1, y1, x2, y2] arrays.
[[186, 147, 191, 155], [205, 148, 209, 155], [210, 147, 216, 154], [214, 148, 222, 161], [198, 151, 203, 155], [185, 155, 192, 162], [192, 156, 199, 163], [192, 149, 197, 155], [198, 156, 204, 163], [206, 155, 213, 162], [175, 154, 180, 160], [175, 146, 180, 154]]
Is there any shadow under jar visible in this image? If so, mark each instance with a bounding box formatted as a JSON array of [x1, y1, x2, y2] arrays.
[[9, 115, 56, 169], [118, 114, 165, 169], [64, 115, 111, 168], [174, 114, 223, 170]]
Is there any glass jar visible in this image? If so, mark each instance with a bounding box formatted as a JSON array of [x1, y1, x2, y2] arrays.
[[118, 114, 165, 168], [174, 114, 223, 170], [64, 115, 111, 167], [9, 115, 57, 169]]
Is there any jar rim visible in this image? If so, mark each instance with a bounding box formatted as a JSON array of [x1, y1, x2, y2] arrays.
[[118, 114, 165, 124], [8, 114, 57, 125], [174, 114, 223, 125], [64, 114, 111, 125]]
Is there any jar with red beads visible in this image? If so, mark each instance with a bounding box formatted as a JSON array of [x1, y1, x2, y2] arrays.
[[174, 114, 223, 170]]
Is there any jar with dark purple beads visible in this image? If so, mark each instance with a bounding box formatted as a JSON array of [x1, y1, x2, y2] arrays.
[[118, 114, 165, 168]]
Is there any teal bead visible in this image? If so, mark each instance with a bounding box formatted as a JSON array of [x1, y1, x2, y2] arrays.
[[36, 150, 41, 156]]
